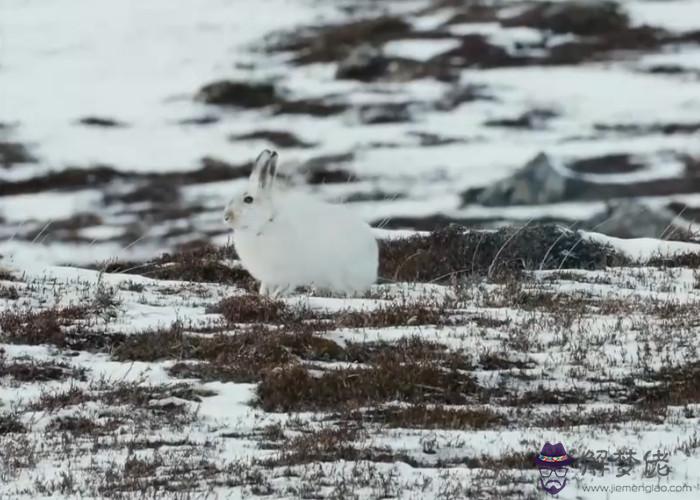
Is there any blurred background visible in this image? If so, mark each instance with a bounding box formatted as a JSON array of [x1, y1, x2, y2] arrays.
[[2, 0, 700, 267]]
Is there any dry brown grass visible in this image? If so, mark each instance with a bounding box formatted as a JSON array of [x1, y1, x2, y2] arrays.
[[357, 405, 505, 430], [0, 306, 90, 347], [379, 224, 627, 283]]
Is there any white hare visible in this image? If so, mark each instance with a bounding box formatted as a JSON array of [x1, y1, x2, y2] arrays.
[[223, 150, 378, 297]]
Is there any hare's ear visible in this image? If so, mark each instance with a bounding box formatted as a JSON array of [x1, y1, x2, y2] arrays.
[[250, 149, 278, 192]]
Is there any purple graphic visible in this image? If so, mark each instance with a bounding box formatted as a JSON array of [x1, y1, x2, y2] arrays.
[[535, 442, 575, 495]]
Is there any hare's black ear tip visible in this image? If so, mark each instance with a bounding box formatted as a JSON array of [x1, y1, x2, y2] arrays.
[[270, 150, 279, 158]]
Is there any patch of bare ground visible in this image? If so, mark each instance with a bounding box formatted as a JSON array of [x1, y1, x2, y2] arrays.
[[628, 361, 700, 407], [0, 355, 87, 382], [379, 224, 627, 283], [269, 16, 411, 65], [262, 425, 396, 467], [0, 285, 19, 299], [0, 268, 18, 281], [28, 380, 215, 436], [99, 242, 256, 288], [0, 305, 124, 351], [256, 349, 478, 412], [645, 252, 700, 268], [356, 405, 505, 430], [536, 406, 665, 428], [0, 413, 26, 434]]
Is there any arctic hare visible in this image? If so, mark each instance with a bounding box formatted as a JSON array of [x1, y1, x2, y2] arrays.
[[224, 150, 378, 297]]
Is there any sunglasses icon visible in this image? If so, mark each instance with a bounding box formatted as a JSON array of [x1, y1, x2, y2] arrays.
[[540, 468, 568, 478]]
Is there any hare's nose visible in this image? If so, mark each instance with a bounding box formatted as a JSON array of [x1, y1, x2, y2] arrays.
[[224, 210, 234, 223]]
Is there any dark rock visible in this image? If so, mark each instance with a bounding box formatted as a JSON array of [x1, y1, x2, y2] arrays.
[[470, 152, 700, 207], [0, 142, 36, 167], [502, 1, 629, 36], [359, 103, 413, 124], [230, 130, 315, 148], [475, 153, 568, 206], [336, 44, 390, 81], [78, 116, 127, 127], [196, 81, 277, 108], [586, 201, 693, 240], [485, 109, 558, 129], [568, 154, 644, 174]]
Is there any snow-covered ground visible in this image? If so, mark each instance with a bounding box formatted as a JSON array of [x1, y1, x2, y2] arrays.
[[2, 230, 700, 498]]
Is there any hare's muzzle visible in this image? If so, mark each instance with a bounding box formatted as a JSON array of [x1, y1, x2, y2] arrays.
[[223, 209, 235, 223]]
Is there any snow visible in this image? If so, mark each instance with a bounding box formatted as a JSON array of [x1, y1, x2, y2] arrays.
[[584, 231, 700, 261], [0, 0, 341, 170], [384, 38, 462, 61], [628, 0, 700, 32]]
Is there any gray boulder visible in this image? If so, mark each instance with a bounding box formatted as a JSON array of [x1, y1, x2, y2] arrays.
[[476, 153, 569, 205], [586, 201, 692, 240]]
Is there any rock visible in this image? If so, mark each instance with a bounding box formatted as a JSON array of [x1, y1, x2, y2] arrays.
[[78, 116, 127, 127], [358, 103, 413, 124], [470, 152, 700, 207], [476, 153, 569, 206], [196, 81, 277, 108], [586, 201, 693, 240], [0, 141, 36, 167], [336, 44, 389, 81], [502, 1, 629, 36], [230, 130, 315, 148]]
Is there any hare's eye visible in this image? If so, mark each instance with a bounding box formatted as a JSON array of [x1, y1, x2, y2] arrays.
[[244, 195, 254, 204]]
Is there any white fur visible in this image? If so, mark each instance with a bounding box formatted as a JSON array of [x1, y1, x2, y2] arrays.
[[224, 150, 378, 297]]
